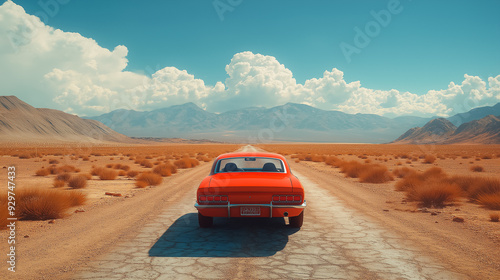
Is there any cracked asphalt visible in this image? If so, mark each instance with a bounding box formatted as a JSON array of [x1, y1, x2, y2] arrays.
[[75, 167, 468, 279]]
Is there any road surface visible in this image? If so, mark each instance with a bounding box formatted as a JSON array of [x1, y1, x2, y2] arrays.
[[75, 148, 468, 279]]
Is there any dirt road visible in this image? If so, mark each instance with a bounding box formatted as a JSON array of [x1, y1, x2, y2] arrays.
[[74, 160, 469, 279], [4, 146, 498, 279]]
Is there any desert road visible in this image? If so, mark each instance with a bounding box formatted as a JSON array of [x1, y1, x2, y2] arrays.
[[72, 147, 470, 279]]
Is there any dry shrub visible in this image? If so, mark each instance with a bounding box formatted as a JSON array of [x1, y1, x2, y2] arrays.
[[127, 170, 140, 178], [15, 188, 86, 220], [56, 165, 78, 174], [470, 165, 484, 172], [174, 157, 200, 169], [135, 180, 149, 188], [324, 156, 341, 167], [339, 161, 365, 178], [68, 191, 87, 206], [153, 164, 173, 177], [81, 173, 92, 180], [359, 164, 393, 183], [423, 167, 445, 178], [447, 175, 478, 193], [91, 167, 105, 176], [35, 168, 50, 176], [423, 154, 436, 164], [68, 175, 88, 189], [392, 167, 414, 178], [114, 164, 130, 171], [118, 170, 126, 176], [99, 169, 118, 180], [82, 156, 90, 161], [490, 213, 500, 222], [136, 172, 162, 186], [481, 155, 492, 159], [140, 159, 153, 168], [406, 181, 461, 207], [311, 154, 325, 162], [395, 173, 424, 192], [478, 194, 500, 210], [106, 163, 113, 168], [467, 177, 500, 200], [56, 172, 72, 182], [53, 179, 66, 188], [49, 159, 59, 164]]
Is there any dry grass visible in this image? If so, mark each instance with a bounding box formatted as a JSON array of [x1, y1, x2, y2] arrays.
[[126, 170, 140, 178], [359, 164, 393, 183], [490, 213, 500, 222], [53, 179, 66, 188], [136, 172, 163, 186], [392, 167, 414, 178], [174, 157, 200, 169], [339, 161, 365, 178], [68, 175, 88, 189], [470, 165, 484, 172], [135, 180, 149, 188], [423, 154, 436, 164], [406, 181, 461, 207], [14, 188, 86, 220], [153, 163, 176, 177], [477, 194, 500, 210], [35, 167, 50, 176], [56, 172, 72, 182], [140, 159, 153, 168], [98, 169, 118, 180]]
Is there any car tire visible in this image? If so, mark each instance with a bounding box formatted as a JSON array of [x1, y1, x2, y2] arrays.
[[289, 210, 304, 228], [198, 212, 213, 228]]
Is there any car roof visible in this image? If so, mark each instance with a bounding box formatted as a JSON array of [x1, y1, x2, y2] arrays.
[[215, 152, 286, 161]]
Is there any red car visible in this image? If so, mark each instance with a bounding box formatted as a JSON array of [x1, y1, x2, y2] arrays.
[[195, 152, 306, 228]]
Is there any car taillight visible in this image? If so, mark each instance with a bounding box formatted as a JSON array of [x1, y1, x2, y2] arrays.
[[198, 195, 228, 204], [272, 195, 302, 204]]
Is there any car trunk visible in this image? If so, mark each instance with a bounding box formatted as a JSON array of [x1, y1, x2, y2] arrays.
[[208, 172, 293, 194]]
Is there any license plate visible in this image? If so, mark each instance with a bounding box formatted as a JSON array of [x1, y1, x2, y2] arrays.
[[240, 206, 260, 216]]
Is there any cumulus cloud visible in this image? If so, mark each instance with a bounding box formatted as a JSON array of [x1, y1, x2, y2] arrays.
[[0, 1, 499, 118]]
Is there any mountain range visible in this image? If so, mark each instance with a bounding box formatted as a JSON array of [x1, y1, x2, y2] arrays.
[[1, 95, 499, 144], [392, 115, 500, 144], [87, 102, 431, 143], [88, 102, 500, 143], [0, 96, 133, 144]]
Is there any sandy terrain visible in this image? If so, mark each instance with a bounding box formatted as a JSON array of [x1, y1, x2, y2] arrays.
[[0, 144, 499, 279]]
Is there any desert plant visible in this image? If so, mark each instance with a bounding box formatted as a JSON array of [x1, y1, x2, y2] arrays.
[[174, 157, 200, 169], [136, 172, 162, 186], [490, 213, 499, 222], [135, 180, 149, 188], [126, 170, 140, 178], [359, 164, 393, 183], [339, 161, 366, 178], [53, 179, 66, 188], [98, 169, 118, 180], [91, 167, 105, 176], [15, 188, 86, 220], [470, 165, 484, 172], [423, 154, 436, 164], [392, 167, 415, 178], [56, 173, 72, 182], [49, 159, 59, 164], [153, 164, 173, 177], [68, 175, 88, 189], [478, 194, 500, 210], [140, 159, 153, 168], [406, 181, 460, 207], [35, 168, 50, 176]]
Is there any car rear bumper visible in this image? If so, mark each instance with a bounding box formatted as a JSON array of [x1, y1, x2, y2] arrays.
[[194, 200, 306, 218]]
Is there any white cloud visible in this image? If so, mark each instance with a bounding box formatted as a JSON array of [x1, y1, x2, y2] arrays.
[[0, 1, 499, 118]]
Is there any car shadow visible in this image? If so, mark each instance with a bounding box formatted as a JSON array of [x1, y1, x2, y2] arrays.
[[149, 213, 299, 258]]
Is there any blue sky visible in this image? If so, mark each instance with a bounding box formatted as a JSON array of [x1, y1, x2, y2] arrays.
[[1, 0, 499, 117]]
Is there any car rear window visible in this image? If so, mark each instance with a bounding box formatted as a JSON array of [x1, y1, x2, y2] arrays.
[[215, 157, 286, 173]]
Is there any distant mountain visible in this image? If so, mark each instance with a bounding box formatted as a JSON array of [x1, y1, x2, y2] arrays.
[[88, 102, 430, 143], [392, 118, 457, 144], [0, 96, 133, 144], [392, 115, 500, 144], [447, 103, 500, 126]]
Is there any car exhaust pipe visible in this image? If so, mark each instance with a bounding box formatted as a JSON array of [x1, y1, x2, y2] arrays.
[[283, 212, 288, 217]]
